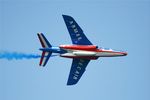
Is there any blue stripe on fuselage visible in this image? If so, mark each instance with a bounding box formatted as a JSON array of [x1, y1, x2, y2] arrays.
[[39, 47, 67, 54]]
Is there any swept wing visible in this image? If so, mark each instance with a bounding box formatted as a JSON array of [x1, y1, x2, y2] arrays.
[[67, 58, 90, 85], [63, 15, 92, 45]]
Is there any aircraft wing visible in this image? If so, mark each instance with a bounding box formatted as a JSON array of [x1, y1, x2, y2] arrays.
[[67, 58, 90, 85], [62, 15, 93, 45]]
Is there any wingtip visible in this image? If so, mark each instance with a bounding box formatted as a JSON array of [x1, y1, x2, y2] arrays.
[[67, 81, 77, 86], [39, 62, 42, 66], [37, 33, 43, 35], [62, 14, 71, 18], [67, 83, 76, 86], [39, 63, 45, 67], [62, 14, 67, 16]]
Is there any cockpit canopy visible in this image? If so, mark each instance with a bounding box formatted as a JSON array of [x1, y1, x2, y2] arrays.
[[99, 47, 113, 51]]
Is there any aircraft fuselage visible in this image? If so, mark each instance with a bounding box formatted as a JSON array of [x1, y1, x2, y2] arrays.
[[40, 45, 127, 60]]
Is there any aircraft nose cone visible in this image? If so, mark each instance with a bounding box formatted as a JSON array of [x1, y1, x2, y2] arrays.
[[123, 52, 128, 56]]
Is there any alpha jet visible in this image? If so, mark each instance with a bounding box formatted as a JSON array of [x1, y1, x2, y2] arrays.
[[37, 15, 127, 85]]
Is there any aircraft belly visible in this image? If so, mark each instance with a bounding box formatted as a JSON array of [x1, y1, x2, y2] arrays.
[[73, 51, 96, 56], [60, 53, 75, 57], [96, 52, 123, 57], [60, 49, 96, 56], [61, 51, 96, 57]]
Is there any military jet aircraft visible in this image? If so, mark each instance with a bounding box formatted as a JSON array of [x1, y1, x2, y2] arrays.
[[37, 15, 127, 85]]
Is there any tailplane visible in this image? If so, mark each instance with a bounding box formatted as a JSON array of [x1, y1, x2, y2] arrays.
[[37, 33, 52, 66], [37, 33, 51, 48]]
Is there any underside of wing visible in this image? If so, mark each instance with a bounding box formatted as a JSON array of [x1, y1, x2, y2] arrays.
[[62, 15, 93, 45], [67, 58, 90, 85]]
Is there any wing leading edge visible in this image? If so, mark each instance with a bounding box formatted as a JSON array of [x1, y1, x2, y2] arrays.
[[67, 58, 90, 85], [62, 15, 93, 45]]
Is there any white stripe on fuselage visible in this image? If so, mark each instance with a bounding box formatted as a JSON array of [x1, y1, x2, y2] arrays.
[[60, 49, 96, 57], [73, 51, 96, 56], [60, 49, 123, 57], [95, 52, 124, 57]]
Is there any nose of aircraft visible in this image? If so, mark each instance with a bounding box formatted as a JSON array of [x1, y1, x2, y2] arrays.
[[122, 52, 128, 56]]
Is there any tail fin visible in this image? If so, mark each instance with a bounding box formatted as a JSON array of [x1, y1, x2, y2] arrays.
[[37, 33, 52, 48], [37, 33, 52, 66]]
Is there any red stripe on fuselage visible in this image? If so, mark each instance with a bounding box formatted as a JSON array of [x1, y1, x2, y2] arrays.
[[60, 45, 97, 51], [97, 49, 127, 55]]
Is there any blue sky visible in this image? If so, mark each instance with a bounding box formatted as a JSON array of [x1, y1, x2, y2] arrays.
[[0, 0, 150, 100]]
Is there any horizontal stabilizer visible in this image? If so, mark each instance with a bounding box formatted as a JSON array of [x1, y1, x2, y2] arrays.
[[37, 33, 52, 66], [37, 33, 52, 48], [39, 51, 52, 66]]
